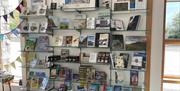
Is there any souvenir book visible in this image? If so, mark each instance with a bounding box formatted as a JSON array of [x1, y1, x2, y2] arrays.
[[130, 70, 139, 86], [89, 53, 98, 63], [127, 15, 141, 30], [111, 34, 124, 50], [87, 17, 96, 29], [29, 22, 39, 33], [52, 36, 64, 46], [64, 36, 73, 46], [112, 0, 130, 11], [39, 22, 48, 33], [95, 18, 110, 29], [95, 33, 110, 47], [111, 20, 125, 31], [24, 38, 36, 51], [35, 36, 49, 51], [79, 35, 88, 47], [87, 35, 95, 47], [72, 35, 80, 47]]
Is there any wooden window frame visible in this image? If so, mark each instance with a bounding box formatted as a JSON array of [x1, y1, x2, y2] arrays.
[[162, 0, 180, 90]]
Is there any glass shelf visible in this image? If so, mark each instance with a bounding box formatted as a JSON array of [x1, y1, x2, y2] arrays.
[[21, 66, 49, 69], [111, 50, 146, 52], [53, 61, 80, 64], [112, 9, 147, 14], [111, 30, 147, 32], [80, 62, 110, 65], [20, 50, 54, 53], [20, 15, 47, 18], [111, 68, 146, 72], [110, 80, 146, 89], [47, 46, 80, 48], [19, 32, 53, 35]]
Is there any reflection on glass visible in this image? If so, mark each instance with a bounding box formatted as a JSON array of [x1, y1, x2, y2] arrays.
[[165, 2, 180, 39], [163, 83, 180, 91]]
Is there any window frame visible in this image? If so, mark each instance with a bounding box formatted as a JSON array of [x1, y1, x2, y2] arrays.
[[162, 0, 180, 90]]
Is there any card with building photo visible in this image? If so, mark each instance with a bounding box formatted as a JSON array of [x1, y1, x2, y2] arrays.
[[96, 33, 110, 47], [111, 19, 125, 31], [96, 18, 110, 29], [39, 22, 47, 33], [111, 34, 124, 50], [29, 22, 39, 33], [86, 17, 95, 29], [65, 36, 73, 47], [125, 36, 146, 50], [87, 35, 95, 47]]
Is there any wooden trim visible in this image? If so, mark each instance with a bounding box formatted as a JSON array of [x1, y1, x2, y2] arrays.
[[146, 0, 153, 91], [161, 0, 167, 90], [163, 80, 180, 84], [165, 40, 180, 45], [163, 76, 180, 79]]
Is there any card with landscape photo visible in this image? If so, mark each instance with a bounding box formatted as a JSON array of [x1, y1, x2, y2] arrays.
[[125, 36, 146, 50], [112, 34, 124, 50], [59, 18, 70, 29], [87, 35, 95, 47]]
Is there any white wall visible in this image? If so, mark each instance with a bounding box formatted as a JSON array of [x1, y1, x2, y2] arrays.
[[150, 0, 165, 91]]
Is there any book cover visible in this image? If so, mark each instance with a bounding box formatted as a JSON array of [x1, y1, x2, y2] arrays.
[[72, 35, 79, 47], [22, 21, 29, 32], [50, 68, 57, 79], [65, 36, 73, 46], [114, 55, 125, 69], [89, 84, 100, 91], [111, 20, 125, 31], [73, 74, 80, 82], [125, 36, 146, 50], [114, 85, 122, 91], [134, 52, 146, 69], [127, 15, 141, 30], [74, 19, 86, 29], [40, 77, 49, 90], [112, 35, 124, 50], [135, 0, 147, 10], [120, 53, 129, 68], [59, 18, 70, 29], [130, 70, 139, 86], [24, 38, 36, 51], [79, 35, 88, 47], [59, 67, 66, 79], [38, 5, 47, 15], [131, 54, 143, 69], [61, 49, 69, 60], [96, 18, 110, 29], [96, 33, 110, 47], [87, 35, 95, 47], [39, 22, 48, 33], [112, 0, 130, 11], [95, 71, 107, 82], [51, 3, 57, 10], [35, 36, 49, 51], [89, 53, 97, 63], [52, 36, 64, 46], [130, 0, 136, 9], [29, 22, 39, 33], [86, 17, 95, 29], [30, 77, 39, 89]]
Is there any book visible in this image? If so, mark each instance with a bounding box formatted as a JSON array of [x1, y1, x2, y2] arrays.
[[130, 0, 136, 9], [135, 0, 147, 10], [131, 54, 143, 69], [133, 52, 146, 69], [96, 18, 110, 29], [35, 36, 49, 51], [61, 49, 69, 60], [120, 53, 129, 68], [73, 74, 79, 82], [127, 15, 141, 30], [79, 35, 87, 47], [59, 18, 70, 29], [52, 36, 63, 46], [114, 55, 125, 69], [111, 20, 125, 31], [89, 84, 100, 91], [50, 3, 57, 10], [130, 70, 139, 86], [24, 38, 36, 51], [87, 35, 95, 47], [40, 77, 49, 90], [86, 17, 95, 29], [95, 71, 107, 82], [111, 35, 124, 50], [38, 5, 47, 15], [114, 85, 122, 91], [65, 36, 73, 46], [29, 22, 39, 33], [95, 33, 110, 47], [112, 0, 130, 11], [39, 22, 48, 33], [125, 36, 146, 50], [30, 77, 39, 89], [22, 21, 29, 32], [72, 35, 79, 47], [50, 68, 57, 79], [89, 53, 97, 63]]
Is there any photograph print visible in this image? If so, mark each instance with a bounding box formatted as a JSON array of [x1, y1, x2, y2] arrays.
[[125, 36, 146, 50], [111, 34, 124, 50]]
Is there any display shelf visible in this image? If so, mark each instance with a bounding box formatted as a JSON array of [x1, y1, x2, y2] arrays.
[[110, 80, 145, 89], [47, 45, 80, 48], [112, 9, 148, 14], [21, 66, 49, 69], [20, 50, 54, 53], [80, 62, 110, 65], [20, 15, 47, 18], [53, 61, 80, 64], [19, 32, 53, 35], [111, 30, 147, 32], [111, 68, 146, 72]]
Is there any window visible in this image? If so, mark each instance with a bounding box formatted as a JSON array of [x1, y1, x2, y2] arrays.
[[0, 0, 22, 83], [163, 0, 180, 91]]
